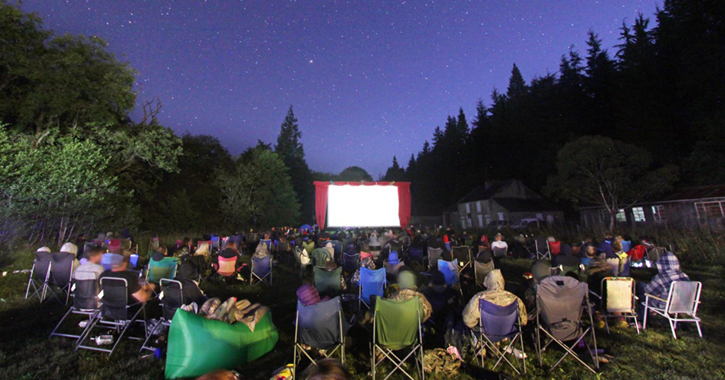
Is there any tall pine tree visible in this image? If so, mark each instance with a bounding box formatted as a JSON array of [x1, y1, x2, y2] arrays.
[[274, 105, 312, 223]]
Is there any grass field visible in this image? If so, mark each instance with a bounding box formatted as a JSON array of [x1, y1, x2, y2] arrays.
[[1, 247, 724, 380]]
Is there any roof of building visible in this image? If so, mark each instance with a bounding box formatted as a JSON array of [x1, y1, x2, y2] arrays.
[[493, 197, 561, 212], [658, 184, 725, 202], [457, 180, 515, 203]]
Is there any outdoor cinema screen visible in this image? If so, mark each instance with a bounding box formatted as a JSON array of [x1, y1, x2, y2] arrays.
[[327, 184, 400, 227]]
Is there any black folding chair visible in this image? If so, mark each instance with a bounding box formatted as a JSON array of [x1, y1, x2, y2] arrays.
[[76, 277, 147, 356], [293, 296, 347, 378], [427, 247, 443, 270], [140, 278, 184, 352], [451, 246, 472, 271], [46, 252, 75, 305], [49, 274, 100, 343], [25, 251, 53, 302]]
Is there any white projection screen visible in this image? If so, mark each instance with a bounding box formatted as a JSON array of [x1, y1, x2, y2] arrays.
[[327, 185, 400, 227]]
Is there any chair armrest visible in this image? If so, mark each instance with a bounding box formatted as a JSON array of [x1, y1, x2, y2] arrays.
[[588, 290, 602, 300], [644, 293, 667, 303]]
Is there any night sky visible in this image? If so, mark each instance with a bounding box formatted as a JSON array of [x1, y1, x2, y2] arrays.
[[20, 0, 659, 178]]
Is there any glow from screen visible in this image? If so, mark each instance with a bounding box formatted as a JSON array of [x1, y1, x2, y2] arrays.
[[327, 185, 400, 227]]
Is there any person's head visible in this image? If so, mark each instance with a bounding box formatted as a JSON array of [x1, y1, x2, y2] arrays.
[[495, 233, 503, 241], [85, 247, 104, 263], [361, 243, 370, 252], [36, 246, 51, 253], [397, 268, 417, 290], [110, 254, 129, 271], [611, 240, 622, 252], [300, 358, 351, 380], [585, 245, 597, 257], [196, 242, 211, 257], [182, 237, 191, 246], [387, 251, 400, 266], [484, 269, 505, 291], [430, 269, 446, 287], [60, 242, 78, 255], [152, 246, 167, 261], [226, 241, 238, 250]]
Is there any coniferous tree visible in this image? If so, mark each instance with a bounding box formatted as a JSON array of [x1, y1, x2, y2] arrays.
[[274, 105, 312, 223]]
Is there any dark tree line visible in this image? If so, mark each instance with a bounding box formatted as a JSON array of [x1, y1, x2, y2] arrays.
[[382, 0, 725, 213]]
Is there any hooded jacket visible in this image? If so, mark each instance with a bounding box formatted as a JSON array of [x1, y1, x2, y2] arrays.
[[644, 252, 689, 308], [462, 269, 527, 328]]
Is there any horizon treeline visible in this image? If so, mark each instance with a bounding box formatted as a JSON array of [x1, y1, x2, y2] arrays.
[[380, 0, 724, 215]]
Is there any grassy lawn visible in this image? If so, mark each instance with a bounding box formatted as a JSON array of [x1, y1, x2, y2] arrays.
[[1, 249, 724, 379]]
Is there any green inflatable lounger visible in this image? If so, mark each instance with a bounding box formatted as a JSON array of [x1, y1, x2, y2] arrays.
[[165, 309, 279, 379]]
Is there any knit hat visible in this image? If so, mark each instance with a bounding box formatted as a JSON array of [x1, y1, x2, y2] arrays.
[[387, 251, 400, 266]]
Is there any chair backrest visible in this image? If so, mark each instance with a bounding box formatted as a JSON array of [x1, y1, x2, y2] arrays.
[[312, 248, 333, 268], [293, 246, 304, 265], [537, 276, 588, 341], [329, 240, 343, 260], [33, 251, 53, 282], [211, 236, 220, 250], [148, 258, 178, 282], [492, 246, 507, 258], [197, 240, 212, 248], [375, 297, 421, 350], [73, 276, 99, 310], [259, 239, 273, 251], [50, 252, 74, 287], [217, 256, 238, 277], [667, 281, 702, 315], [535, 238, 549, 254], [99, 277, 129, 320], [253, 254, 272, 276], [408, 246, 423, 260], [438, 259, 459, 286], [342, 253, 360, 273], [160, 279, 184, 320], [603, 277, 635, 313], [606, 258, 621, 276], [452, 246, 470, 263], [360, 267, 386, 302], [479, 299, 519, 342], [620, 240, 632, 252], [474, 260, 495, 284], [297, 296, 343, 349], [314, 267, 342, 296], [648, 247, 666, 264], [428, 247, 443, 264]]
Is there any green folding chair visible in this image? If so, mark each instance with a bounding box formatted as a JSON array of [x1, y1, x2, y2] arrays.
[[314, 266, 342, 297], [372, 297, 425, 380], [146, 257, 178, 284]]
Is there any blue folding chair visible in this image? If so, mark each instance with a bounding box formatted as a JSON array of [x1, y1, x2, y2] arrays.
[[359, 267, 386, 310], [475, 299, 526, 374], [251, 254, 273, 285], [438, 259, 459, 287]]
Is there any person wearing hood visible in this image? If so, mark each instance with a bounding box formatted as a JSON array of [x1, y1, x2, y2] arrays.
[[173, 260, 207, 305], [384, 250, 404, 281], [640, 251, 689, 311], [462, 269, 527, 329], [388, 267, 433, 322], [60, 242, 81, 270]]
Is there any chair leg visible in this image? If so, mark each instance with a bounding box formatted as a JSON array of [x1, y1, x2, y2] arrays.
[[696, 320, 703, 338], [669, 318, 678, 340], [643, 304, 649, 330]]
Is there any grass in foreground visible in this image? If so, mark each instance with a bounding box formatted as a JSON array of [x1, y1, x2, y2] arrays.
[[1, 250, 724, 379]]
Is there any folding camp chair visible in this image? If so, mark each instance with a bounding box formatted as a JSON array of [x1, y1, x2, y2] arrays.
[[211, 236, 221, 251], [590, 277, 640, 335], [329, 240, 344, 264], [492, 246, 507, 260], [46, 252, 76, 305], [646, 247, 666, 268], [359, 267, 386, 310], [451, 246, 472, 271], [342, 252, 360, 274], [536, 276, 599, 373], [215, 256, 243, 278], [407, 246, 424, 265], [473, 299, 526, 374], [140, 278, 184, 352], [146, 257, 178, 284], [437, 259, 459, 287], [293, 296, 347, 378], [25, 251, 53, 302], [474, 260, 495, 288], [643, 281, 702, 339], [77, 277, 147, 356], [372, 296, 425, 380], [314, 266, 342, 297], [49, 274, 100, 343], [534, 237, 551, 260], [427, 247, 443, 270], [251, 254, 273, 286], [293, 246, 308, 278]]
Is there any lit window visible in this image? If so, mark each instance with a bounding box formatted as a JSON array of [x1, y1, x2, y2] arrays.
[[616, 209, 626, 222], [632, 207, 646, 222], [652, 205, 667, 222]]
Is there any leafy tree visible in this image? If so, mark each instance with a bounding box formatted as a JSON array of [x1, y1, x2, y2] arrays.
[[337, 166, 373, 182], [275, 105, 313, 223], [218, 147, 300, 229], [545, 136, 678, 232]]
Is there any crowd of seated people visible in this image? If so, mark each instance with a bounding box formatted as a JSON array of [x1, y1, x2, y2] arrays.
[[38, 224, 695, 378]]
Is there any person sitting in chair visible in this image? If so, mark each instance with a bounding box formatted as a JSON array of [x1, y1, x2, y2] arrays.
[[74, 246, 105, 281], [637, 251, 689, 317], [174, 260, 207, 305], [100, 254, 155, 303], [463, 269, 527, 330]]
